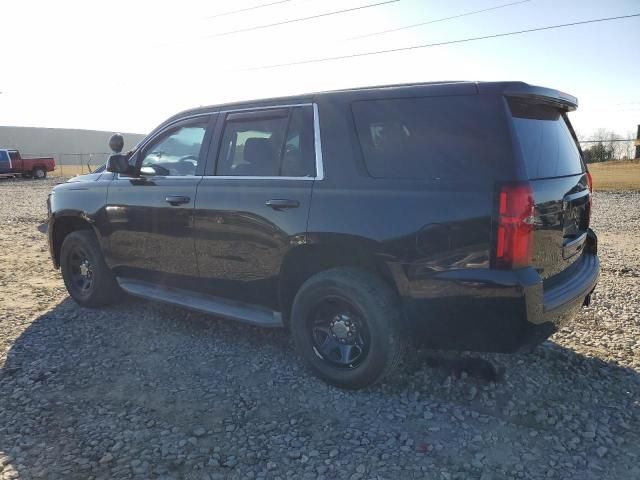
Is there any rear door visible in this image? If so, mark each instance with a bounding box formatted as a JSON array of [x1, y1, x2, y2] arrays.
[[508, 97, 591, 280], [193, 104, 318, 309]]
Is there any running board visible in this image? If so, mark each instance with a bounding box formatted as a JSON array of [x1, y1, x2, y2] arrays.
[[117, 278, 283, 328]]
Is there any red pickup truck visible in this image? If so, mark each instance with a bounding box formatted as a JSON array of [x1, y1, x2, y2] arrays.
[[0, 149, 56, 179]]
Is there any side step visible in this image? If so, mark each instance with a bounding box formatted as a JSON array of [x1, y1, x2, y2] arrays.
[[117, 278, 283, 328]]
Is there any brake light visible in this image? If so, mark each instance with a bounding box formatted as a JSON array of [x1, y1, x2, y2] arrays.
[[493, 183, 535, 269], [586, 170, 593, 223]]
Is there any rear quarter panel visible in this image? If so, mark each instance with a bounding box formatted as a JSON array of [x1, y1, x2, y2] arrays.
[[308, 94, 515, 294], [308, 93, 528, 351]]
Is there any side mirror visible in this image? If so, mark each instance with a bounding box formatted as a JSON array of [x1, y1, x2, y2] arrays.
[[106, 133, 135, 175], [109, 133, 124, 154], [106, 154, 130, 174]]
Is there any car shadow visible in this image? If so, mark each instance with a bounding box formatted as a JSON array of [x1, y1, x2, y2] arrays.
[[1, 297, 639, 479]]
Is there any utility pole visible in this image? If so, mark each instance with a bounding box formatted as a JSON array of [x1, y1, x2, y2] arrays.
[[636, 125, 640, 159]]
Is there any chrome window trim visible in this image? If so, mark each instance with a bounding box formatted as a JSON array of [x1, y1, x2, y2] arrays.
[[116, 173, 203, 180], [208, 176, 315, 181], [218, 103, 312, 114], [210, 102, 324, 181], [114, 102, 326, 182], [313, 103, 324, 180]]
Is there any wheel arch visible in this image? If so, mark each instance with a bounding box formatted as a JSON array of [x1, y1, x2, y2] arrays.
[[50, 212, 100, 268], [278, 235, 398, 325]]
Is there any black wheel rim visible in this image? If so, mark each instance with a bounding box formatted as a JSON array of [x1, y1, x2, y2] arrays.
[[68, 247, 94, 296], [308, 296, 370, 369]]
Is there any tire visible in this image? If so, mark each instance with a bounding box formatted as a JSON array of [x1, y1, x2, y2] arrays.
[[60, 230, 119, 307], [290, 267, 406, 389], [33, 168, 47, 179]]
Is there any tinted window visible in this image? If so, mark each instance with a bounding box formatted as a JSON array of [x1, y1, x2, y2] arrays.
[[0, 151, 9, 163], [281, 108, 315, 177], [509, 99, 584, 179], [139, 122, 207, 176], [217, 107, 315, 177], [352, 96, 498, 180], [8, 151, 19, 161]]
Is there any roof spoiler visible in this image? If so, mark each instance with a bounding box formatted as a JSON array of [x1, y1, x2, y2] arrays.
[[504, 85, 578, 112]]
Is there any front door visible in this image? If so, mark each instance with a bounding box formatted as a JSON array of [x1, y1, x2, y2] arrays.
[[104, 116, 214, 288], [194, 105, 319, 309]]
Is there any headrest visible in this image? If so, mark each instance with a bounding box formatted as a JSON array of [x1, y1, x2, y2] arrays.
[[244, 138, 274, 163]]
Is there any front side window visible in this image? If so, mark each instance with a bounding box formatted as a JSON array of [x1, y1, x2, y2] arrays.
[[139, 122, 208, 176], [217, 106, 315, 177]]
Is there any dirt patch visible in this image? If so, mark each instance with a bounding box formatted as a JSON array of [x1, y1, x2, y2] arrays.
[[0, 181, 639, 480]]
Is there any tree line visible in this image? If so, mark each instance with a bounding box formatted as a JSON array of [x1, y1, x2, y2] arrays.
[[579, 128, 636, 163]]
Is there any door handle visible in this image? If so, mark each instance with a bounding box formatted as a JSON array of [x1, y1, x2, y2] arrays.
[[165, 195, 190, 206], [265, 199, 300, 210]]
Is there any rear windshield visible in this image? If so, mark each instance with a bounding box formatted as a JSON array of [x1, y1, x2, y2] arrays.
[[508, 98, 584, 179], [352, 96, 502, 181]]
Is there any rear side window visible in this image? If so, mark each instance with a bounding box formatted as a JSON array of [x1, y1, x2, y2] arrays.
[[508, 99, 584, 179], [217, 106, 315, 177], [352, 96, 498, 181]]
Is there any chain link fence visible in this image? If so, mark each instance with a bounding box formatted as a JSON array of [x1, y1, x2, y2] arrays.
[[20, 152, 112, 177]]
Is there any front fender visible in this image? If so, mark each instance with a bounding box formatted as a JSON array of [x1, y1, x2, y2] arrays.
[[48, 180, 110, 267]]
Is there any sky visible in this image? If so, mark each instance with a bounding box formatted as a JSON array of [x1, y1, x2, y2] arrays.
[[1, 0, 639, 139]]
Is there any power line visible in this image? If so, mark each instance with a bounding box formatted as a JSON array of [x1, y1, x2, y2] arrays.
[[349, 0, 530, 40], [245, 12, 640, 70], [206, 1, 295, 20], [207, 0, 400, 38]]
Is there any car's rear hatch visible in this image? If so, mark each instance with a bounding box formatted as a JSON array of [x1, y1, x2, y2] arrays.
[[507, 94, 591, 282]]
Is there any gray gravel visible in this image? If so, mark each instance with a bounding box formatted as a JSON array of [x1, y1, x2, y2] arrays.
[[1, 178, 639, 479]]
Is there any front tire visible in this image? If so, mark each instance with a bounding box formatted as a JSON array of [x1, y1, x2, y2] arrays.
[[60, 230, 119, 307], [290, 267, 406, 389]]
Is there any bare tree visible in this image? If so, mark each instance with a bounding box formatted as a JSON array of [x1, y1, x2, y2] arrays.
[[579, 128, 634, 162]]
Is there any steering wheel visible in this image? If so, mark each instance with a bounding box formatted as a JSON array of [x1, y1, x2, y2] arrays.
[[175, 155, 198, 175], [141, 164, 171, 176]]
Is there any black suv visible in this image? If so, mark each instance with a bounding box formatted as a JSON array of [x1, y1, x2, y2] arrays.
[[48, 81, 599, 389]]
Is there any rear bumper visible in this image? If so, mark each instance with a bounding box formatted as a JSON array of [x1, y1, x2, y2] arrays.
[[397, 231, 599, 353]]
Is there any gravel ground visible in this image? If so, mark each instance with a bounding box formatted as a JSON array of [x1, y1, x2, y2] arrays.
[[0, 178, 639, 480]]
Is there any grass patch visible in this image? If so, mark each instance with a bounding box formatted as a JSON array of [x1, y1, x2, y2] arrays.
[[588, 160, 640, 192]]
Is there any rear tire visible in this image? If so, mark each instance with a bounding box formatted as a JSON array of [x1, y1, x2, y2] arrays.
[[33, 168, 47, 179], [290, 267, 406, 389], [60, 230, 119, 307]]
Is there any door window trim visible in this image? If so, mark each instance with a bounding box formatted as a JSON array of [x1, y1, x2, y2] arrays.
[[208, 103, 324, 181]]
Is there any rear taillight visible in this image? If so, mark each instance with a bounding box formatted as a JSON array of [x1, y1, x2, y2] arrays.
[[586, 170, 593, 224], [493, 183, 535, 270]]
